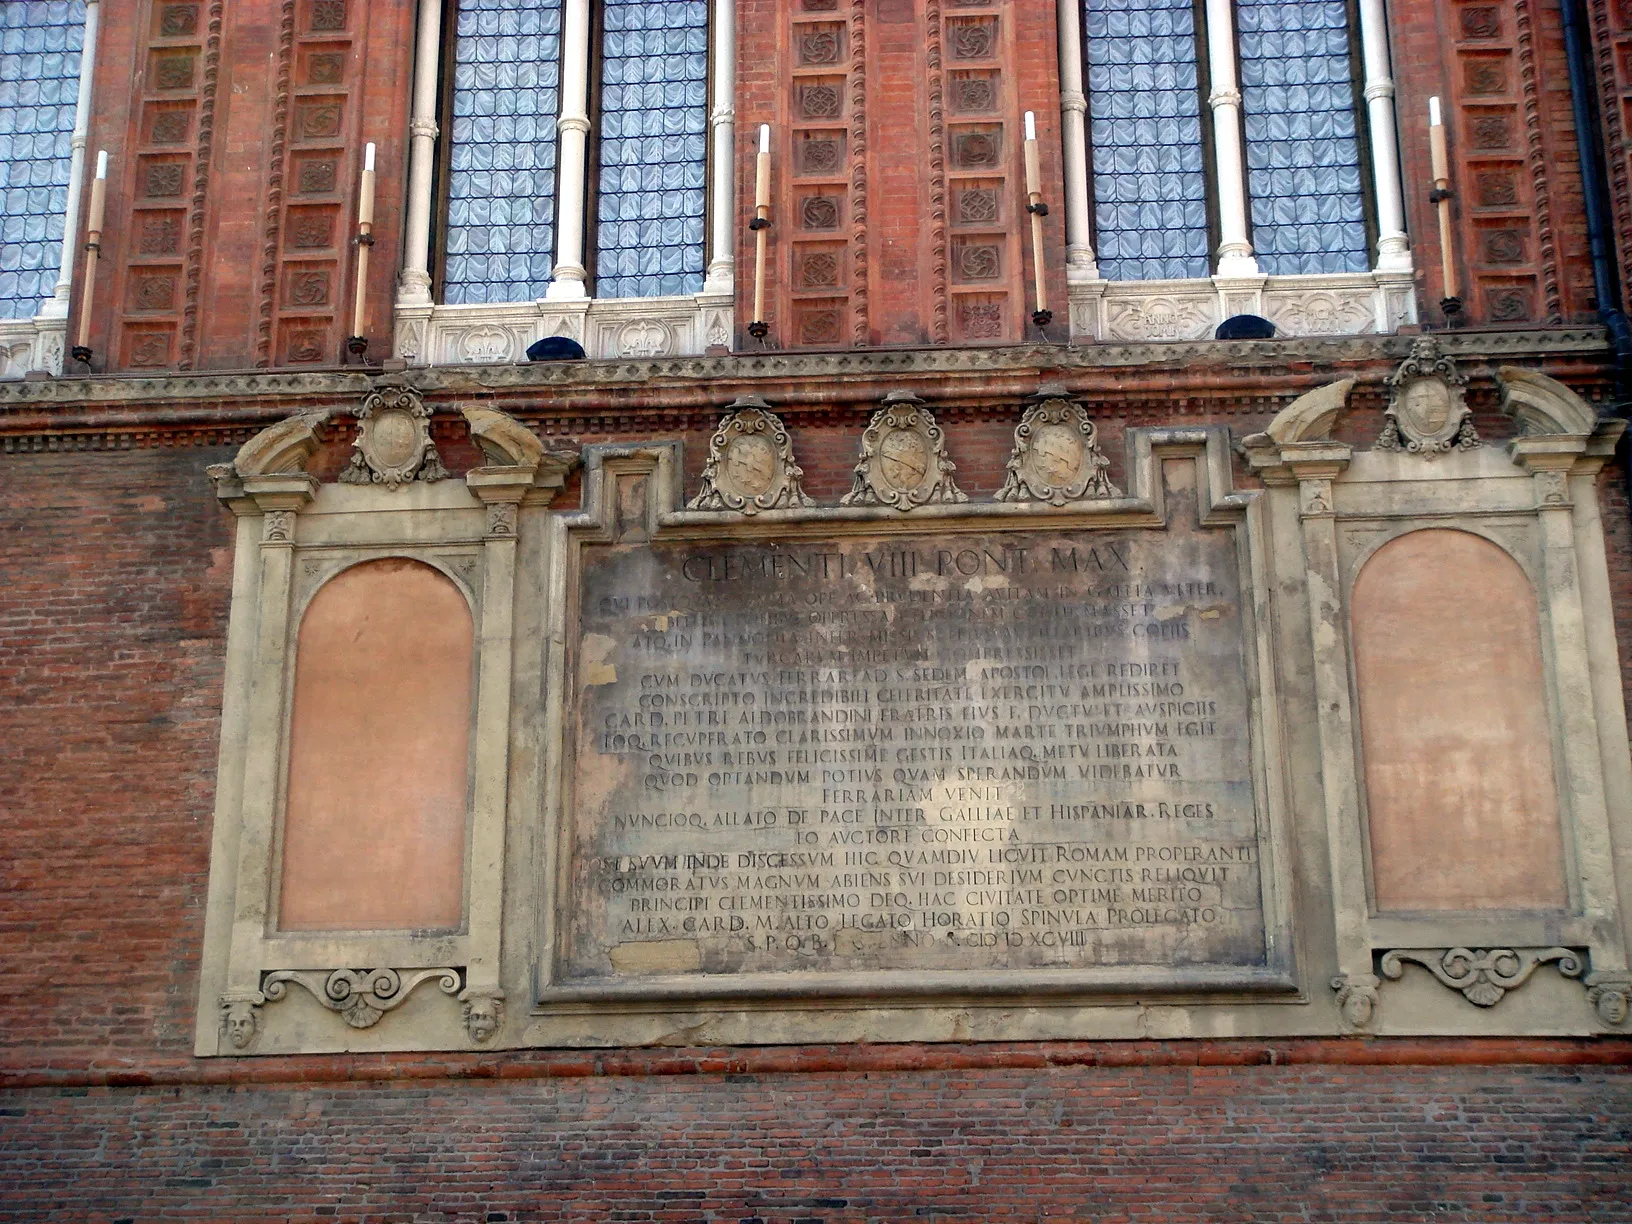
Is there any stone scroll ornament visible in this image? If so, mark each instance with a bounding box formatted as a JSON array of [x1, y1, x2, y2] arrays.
[[1379, 947, 1582, 1008], [687, 396, 815, 514], [1375, 337, 1480, 456], [996, 384, 1120, 505], [260, 967, 462, 1029], [338, 385, 449, 489], [840, 391, 967, 510]]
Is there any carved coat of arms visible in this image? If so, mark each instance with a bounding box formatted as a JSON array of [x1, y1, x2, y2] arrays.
[[1376, 338, 1479, 456], [840, 391, 966, 510], [996, 385, 1120, 505], [687, 396, 814, 514], [339, 385, 448, 489]]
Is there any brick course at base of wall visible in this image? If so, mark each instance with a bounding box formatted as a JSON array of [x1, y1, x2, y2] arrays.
[[1, 1063, 1630, 1222]]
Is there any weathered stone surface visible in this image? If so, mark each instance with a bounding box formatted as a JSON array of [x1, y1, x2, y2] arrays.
[[566, 521, 1267, 984]]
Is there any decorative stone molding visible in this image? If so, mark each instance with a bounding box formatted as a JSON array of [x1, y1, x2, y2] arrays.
[[996, 384, 1118, 504], [461, 403, 579, 502], [1497, 365, 1600, 436], [338, 386, 447, 489], [261, 967, 463, 1029], [1330, 973, 1380, 1030], [1258, 378, 1356, 447], [462, 403, 549, 469], [687, 397, 814, 514], [0, 316, 69, 379], [1585, 971, 1632, 1026], [460, 988, 505, 1044], [396, 294, 732, 366], [1376, 338, 1479, 455], [226, 407, 331, 478], [1068, 272, 1420, 344], [1379, 947, 1583, 1007], [840, 391, 966, 510]]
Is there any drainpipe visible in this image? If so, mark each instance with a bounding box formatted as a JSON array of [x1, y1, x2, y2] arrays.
[[1560, 0, 1632, 394], [1559, 0, 1632, 515]]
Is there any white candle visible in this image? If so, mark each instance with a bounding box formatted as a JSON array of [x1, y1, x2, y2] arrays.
[[1428, 97, 1449, 182], [86, 150, 107, 234], [357, 144, 377, 227], [1024, 111, 1036, 142], [754, 124, 771, 212]]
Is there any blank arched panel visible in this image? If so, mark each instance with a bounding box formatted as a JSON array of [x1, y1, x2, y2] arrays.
[[278, 558, 474, 932], [1351, 529, 1566, 913]]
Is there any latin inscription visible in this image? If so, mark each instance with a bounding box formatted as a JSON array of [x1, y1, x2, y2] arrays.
[[566, 526, 1267, 980]]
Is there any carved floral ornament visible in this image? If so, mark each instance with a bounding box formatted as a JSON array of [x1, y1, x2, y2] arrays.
[[1376, 337, 1481, 456], [1380, 946, 1583, 1008], [1330, 950, 1629, 1029], [220, 970, 505, 1048], [687, 396, 814, 514]]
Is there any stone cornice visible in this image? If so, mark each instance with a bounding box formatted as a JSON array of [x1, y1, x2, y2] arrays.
[[0, 329, 1614, 451]]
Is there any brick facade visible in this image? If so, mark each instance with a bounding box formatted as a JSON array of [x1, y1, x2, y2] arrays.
[[4, 0, 1632, 1212]]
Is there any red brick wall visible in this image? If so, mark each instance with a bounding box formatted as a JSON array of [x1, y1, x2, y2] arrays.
[[2, 1062, 1630, 1220]]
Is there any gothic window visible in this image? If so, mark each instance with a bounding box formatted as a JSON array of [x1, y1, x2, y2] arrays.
[[1080, 0, 1371, 280], [1237, 0, 1368, 274], [439, 0, 709, 304], [442, 0, 565, 304], [0, 1, 86, 319], [595, 0, 708, 298], [1082, 0, 1210, 280]]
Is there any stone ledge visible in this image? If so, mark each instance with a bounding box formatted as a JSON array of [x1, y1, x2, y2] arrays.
[[0, 329, 1614, 450]]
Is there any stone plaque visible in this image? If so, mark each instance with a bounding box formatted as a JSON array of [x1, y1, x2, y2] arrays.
[[559, 513, 1270, 995]]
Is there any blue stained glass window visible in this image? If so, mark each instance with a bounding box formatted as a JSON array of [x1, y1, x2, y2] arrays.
[[0, 1, 84, 321], [595, 0, 707, 298], [443, 0, 564, 305], [1082, 0, 1209, 281], [1238, 0, 1369, 274]]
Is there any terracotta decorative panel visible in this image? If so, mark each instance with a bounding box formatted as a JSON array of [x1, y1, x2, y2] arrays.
[[260, 0, 362, 366], [1594, 0, 1632, 290], [737, 0, 1063, 347], [278, 558, 472, 932], [1351, 530, 1566, 912], [99, 0, 217, 371], [1391, 0, 1603, 326]]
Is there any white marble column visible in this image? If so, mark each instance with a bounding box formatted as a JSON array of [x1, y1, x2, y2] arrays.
[[398, 0, 444, 306], [1203, 0, 1258, 278], [1055, 0, 1099, 281], [701, 0, 736, 294], [547, 0, 592, 300], [1356, 0, 1411, 272], [41, 0, 100, 321]]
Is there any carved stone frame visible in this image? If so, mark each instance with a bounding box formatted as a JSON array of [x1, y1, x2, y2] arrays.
[[195, 399, 573, 1055], [530, 428, 1300, 1020], [1243, 372, 1632, 1032]]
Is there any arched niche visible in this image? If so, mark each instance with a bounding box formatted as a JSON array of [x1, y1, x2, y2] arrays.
[[1350, 528, 1566, 913], [278, 558, 474, 931]]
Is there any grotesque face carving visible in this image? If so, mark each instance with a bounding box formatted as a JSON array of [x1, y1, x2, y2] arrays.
[[222, 1001, 258, 1049], [463, 997, 502, 1043]]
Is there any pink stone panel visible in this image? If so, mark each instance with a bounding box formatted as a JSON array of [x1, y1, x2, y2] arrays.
[[278, 558, 472, 931], [1351, 529, 1566, 912]]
